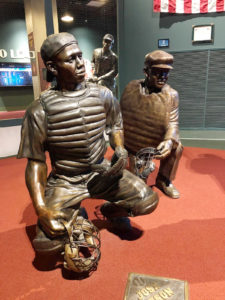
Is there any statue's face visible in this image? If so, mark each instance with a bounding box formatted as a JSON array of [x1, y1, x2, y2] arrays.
[[54, 44, 85, 86], [102, 39, 113, 51], [147, 67, 170, 90]]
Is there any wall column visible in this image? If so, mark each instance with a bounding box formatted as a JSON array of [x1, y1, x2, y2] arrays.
[[24, 0, 58, 99]]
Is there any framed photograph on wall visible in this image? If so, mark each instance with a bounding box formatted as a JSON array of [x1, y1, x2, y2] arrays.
[[192, 24, 214, 43], [158, 39, 169, 48]]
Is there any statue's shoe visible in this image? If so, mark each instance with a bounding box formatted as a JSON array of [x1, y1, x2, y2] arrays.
[[33, 226, 66, 255], [108, 216, 132, 232], [100, 203, 132, 232], [155, 179, 180, 199]]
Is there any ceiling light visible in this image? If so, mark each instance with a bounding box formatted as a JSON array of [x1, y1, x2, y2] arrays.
[[61, 15, 74, 22]]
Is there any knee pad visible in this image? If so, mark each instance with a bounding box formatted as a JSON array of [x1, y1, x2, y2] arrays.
[[130, 190, 159, 217]]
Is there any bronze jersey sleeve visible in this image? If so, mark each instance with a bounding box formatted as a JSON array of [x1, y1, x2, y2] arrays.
[[17, 100, 47, 162]]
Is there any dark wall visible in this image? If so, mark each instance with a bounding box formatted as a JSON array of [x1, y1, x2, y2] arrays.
[[118, 0, 225, 91], [118, 0, 225, 129], [0, 2, 33, 112], [0, 19, 30, 64]]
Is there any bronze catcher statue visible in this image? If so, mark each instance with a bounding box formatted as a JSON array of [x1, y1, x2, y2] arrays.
[[120, 50, 183, 199], [18, 33, 158, 273]]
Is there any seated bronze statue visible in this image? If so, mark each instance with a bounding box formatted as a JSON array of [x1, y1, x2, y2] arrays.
[[120, 50, 183, 199], [18, 32, 158, 273]]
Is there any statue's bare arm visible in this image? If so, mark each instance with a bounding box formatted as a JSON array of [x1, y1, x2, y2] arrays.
[[98, 56, 118, 81], [25, 159, 69, 237], [155, 89, 180, 160]]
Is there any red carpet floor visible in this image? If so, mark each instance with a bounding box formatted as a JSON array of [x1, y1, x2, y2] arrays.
[[0, 147, 225, 300]]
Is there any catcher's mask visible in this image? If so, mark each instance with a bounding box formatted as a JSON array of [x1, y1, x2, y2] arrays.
[[63, 214, 101, 273], [135, 147, 159, 180]]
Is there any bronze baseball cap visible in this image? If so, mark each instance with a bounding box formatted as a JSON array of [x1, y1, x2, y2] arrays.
[[144, 50, 173, 69], [103, 34, 114, 43], [41, 32, 78, 62]]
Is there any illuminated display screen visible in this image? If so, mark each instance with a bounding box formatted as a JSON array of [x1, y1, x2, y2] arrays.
[[158, 39, 169, 48], [0, 63, 32, 87]]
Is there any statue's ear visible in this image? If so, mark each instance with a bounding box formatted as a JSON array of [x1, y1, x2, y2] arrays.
[[143, 67, 148, 77], [46, 61, 57, 77]]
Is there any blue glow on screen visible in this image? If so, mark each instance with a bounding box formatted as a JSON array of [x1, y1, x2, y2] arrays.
[[158, 39, 169, 48], [0, 64, 32, 87]]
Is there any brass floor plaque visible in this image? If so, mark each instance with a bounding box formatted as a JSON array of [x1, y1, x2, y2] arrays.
[[124, 273, 188, 300]]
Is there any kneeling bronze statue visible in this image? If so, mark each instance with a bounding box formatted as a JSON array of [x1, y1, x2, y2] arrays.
[[18, 33, 158, 273], [120, 50, 183, 199]]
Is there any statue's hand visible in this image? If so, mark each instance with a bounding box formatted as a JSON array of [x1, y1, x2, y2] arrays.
[[91, 146, 128, 177], [38, 206, 69, 238], [107, 146, 128, 176], [90, 160, 111, 175], [155, 140, 173, 159], [92, 76, 98, 83]]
